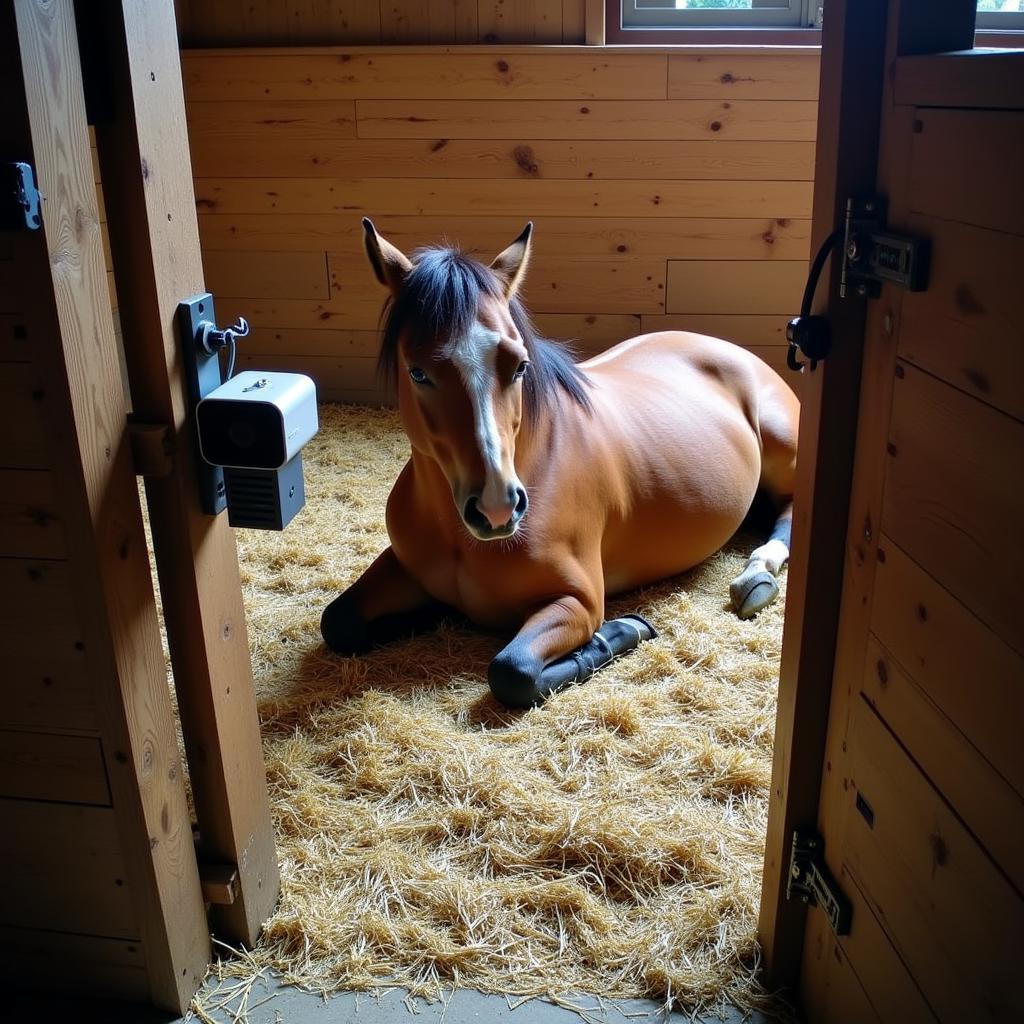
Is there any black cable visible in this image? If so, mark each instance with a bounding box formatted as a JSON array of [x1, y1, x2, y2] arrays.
[[801, 228, 844, 318], [787, 228, 844, 372]]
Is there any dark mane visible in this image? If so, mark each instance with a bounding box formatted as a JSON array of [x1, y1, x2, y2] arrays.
[[378, 246, 592, 416]]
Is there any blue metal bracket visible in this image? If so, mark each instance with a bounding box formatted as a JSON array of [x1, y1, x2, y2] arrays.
[[177, 292, 227, 515]]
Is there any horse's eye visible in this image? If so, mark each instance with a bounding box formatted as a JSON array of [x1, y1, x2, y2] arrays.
[[408, 367, 430, 385], [513, 361, 530, 381]]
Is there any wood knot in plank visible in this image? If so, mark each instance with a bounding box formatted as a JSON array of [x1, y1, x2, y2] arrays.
[[928, 832, 949, 869], [954, 284, 984, 315], [962, 367, 991, 394], [513, 145, 539, 176]]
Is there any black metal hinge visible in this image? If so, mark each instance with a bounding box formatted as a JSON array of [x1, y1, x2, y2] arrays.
[[787, 828, 853, 936]]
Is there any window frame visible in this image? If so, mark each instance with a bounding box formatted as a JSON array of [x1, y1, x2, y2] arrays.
[[622, 0, 818, 31], [606, 0, 822, 44], [608, 2, 1023, 47], [975, 10, 1024, 30]]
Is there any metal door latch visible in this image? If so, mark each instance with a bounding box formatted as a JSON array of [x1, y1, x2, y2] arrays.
[[1, 162, 42, 231], [841, 197, 930, 298], [787, 828, 853, 936]]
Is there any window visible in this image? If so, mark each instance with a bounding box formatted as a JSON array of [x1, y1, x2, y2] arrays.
[[976, 0, 1024, 30], [621, 0, 822, 32], [616, 1, 1023, 38]]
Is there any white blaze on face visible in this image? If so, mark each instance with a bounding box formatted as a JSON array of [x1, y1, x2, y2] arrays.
[[451, 320, 521, 522]]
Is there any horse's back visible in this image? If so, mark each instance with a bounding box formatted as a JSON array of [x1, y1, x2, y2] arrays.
[[574, 331, 798, 592], [584, 330, 798, 478], [582, 330, 794, 409]]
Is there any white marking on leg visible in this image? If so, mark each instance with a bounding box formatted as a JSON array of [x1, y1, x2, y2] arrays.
[[745, 538, 790, 577]]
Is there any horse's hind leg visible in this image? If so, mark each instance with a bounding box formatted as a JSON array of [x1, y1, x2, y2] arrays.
[[730, 502, 792, 619], [730, 390, 797, 620]]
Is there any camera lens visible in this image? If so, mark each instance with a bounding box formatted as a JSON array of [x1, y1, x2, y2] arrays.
[[228, 419, 257, 449]]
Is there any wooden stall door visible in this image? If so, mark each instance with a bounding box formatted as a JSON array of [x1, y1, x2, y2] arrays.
[[796, 43, 1024, 1024]]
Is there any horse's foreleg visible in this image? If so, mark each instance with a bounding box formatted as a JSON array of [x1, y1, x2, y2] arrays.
[[488, 597, 600, 708], [730, 502, 792, 620], [321, 546, 448, 655], [490, 590, 659, 709]]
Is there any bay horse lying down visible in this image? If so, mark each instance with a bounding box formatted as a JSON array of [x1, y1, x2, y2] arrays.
[[322, 220, 799, 708]]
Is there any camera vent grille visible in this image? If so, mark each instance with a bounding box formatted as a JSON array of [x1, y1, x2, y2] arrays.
[[225, 468, 282, 529]]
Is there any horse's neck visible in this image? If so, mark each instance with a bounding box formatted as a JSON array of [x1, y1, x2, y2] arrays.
[[517, 403, 560, 471]]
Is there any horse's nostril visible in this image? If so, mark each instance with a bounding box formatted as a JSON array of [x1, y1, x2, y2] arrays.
[[463, 490, 526, 534], [464, 495, 484, 524]]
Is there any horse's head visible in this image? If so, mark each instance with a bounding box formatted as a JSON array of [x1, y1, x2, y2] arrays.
[[363, 219, 540, 541]]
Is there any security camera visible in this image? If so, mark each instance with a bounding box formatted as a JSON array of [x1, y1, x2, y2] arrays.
[[196, 370, 318, 530]]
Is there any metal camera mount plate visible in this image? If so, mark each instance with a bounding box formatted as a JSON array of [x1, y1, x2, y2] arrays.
[[177, 292, 227, 515]]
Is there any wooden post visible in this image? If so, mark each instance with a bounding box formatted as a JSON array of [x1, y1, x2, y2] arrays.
[[94, 0, 279, 944], [758, 0, 979, 992], [586, 0, 606, 45], [757, 0, 890, 990], [8, 0, 209, 1010]]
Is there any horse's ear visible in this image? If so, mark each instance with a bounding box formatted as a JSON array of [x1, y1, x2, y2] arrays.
[[363, 217, 413, 294], [490, 222, 533, 299]]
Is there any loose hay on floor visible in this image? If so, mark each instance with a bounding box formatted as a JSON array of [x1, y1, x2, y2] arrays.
[[208, 403, 789, 1017]]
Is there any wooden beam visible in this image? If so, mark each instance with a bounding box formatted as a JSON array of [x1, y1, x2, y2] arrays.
[[585, 0, 605, 45], [759, 0, 980, 999], [94, 0, 279, 945], [757, 0, 890, 992], [8, 0, 209, 1009], [200, 863, 241, 906], [895, 50, 1024, 108]]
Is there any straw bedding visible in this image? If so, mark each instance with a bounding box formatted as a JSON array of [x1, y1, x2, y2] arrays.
[[210, 402, 788, 1016]]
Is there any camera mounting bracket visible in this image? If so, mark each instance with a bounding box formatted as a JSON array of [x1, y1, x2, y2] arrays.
[[176, 292, 229, 515]]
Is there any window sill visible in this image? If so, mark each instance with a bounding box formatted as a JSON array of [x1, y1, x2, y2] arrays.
[[975, 30, 1024, 48], [605, 14, 1021, 51], [606, 25, 822, 47]]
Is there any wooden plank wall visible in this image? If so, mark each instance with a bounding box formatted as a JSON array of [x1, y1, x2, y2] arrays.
[[175, 0, 589, 46], [182, 47, 818, 405]]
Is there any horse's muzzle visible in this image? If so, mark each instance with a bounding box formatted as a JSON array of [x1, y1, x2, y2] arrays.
[[463, 487, 528, 540]]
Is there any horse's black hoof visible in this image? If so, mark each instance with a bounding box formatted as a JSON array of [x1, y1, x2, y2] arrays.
[[320, 593, 371, 655], [488, 649, 545, 709], [729, 568, 780, 620]]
